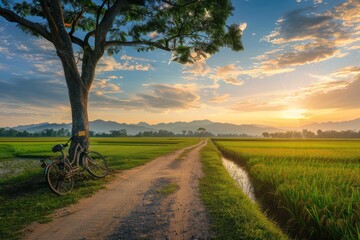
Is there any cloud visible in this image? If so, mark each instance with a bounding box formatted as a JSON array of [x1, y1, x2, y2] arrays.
[[296, 0, 324, 6], [90, 83, 200, 111], [211, 64, 245, 85], [190, 63, 244, 86], [0, 63, 7, 71], [35, 39, 56, 51], [303, 75, 360, 109], [230, 65, 360, 113], [269, 8, 347, 45], [231, 100, 286, 112], [89, 93, 144, 110], [334, 0, 360, 26], [239, 22, 247, 31], [148, 31, 159, 39], [120, 54, 156, 62], [92, 79, 122, 96], [349, 44, 360, 50], [183, 60, 212, 80], [250, 1, 360, 77], [137, 84, 200, 109], [275, 42, 340, 67], [331, 66, 360, 78], [210, 94, 230, 103], [16, 44, 30, 51], [0, 75, 68, 107], [96, 56, 153, 73]]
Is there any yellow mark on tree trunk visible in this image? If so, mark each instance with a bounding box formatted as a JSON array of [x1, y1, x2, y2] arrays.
[[78, 131, 86, 137]]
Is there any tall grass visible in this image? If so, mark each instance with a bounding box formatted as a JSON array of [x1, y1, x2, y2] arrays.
[[213, 139, 360, 240]]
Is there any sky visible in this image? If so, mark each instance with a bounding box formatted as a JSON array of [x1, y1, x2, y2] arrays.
[[0, 0, 360, 128]]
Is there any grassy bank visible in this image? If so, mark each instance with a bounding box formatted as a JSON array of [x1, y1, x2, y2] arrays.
[[0, 137, 199, 240], [213, 138, 360, 240], [199, 140, 288, 240]]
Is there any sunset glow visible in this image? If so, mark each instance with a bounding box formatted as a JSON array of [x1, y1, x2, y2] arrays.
[[1, 0, 359, 128], [281, 109, 308, 120]]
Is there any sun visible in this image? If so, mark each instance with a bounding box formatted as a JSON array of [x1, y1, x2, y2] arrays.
[[281, 108, 307, 120]]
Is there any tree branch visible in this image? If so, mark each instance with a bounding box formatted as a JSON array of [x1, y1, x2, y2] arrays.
[[105, 40, 171, 51], [84, 30, 96, 46], [94, 0, 128, 58], [70, 35, 86, 48], [39, 0, 58, 38], [0, 7, 52, 42], [48, 0, 69, 41], [96, 0, 107, 28], [161, 0, 198, 8], [69, 7, 85, 36]]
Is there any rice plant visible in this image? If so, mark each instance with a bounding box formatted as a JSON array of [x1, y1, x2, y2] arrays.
[[214, 139, 360, 240]]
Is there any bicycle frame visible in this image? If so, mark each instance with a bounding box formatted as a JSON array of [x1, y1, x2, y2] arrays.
[[70, 138, 86, 167], [43, 135, 108, 195], [44, 136, 86, 173]]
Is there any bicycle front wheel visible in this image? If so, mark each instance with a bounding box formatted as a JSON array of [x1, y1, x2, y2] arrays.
[[83, 151, 109, 178], [46, 161, 74, 195]]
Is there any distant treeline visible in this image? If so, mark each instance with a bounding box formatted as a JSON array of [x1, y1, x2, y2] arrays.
[[263, 129, 360, 138], [0, 127, 254, 138], [0, 128, 71, 137], [0, 128, 215, 137], [5, 127, 359, 138], [0, 128, 130, 137], [135, 130, 215, 137]]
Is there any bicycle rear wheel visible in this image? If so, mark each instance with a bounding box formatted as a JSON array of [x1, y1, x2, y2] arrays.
[[46, 161, 74, 195], [83, 151, 109, 178]]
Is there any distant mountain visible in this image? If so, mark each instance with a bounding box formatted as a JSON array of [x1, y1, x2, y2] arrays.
[[14, 122, 51, 131], [11, 119, 281, 136], [12, 118, 360, 136], [150, 120, 280, 136], [90, 120, 155, 135], [15, 122, 71, 132], [301, 118, 360, 132], [13, 119, 155, 136]]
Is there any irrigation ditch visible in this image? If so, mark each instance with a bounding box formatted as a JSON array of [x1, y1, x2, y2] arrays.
[[213, 142, 296, 239], [222, 156, 256, 202]]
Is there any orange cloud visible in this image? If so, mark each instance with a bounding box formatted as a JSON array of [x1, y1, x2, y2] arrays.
[[210, 94, 230, 103], [97, 56, 153, 73]]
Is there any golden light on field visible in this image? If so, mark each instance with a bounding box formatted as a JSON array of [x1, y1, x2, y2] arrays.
[[281, 108, 307, 120]]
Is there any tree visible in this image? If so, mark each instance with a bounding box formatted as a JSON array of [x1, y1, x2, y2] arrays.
[[0, 0, 243, 150], [197, 127, 206, 137], [110, 129, 127, 136]]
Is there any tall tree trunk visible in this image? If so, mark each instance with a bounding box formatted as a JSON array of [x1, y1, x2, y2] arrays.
[[68, 74, 90, 148], [57, 49, 94, 157]]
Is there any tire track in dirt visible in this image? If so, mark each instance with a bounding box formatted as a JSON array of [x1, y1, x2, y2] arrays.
[[23, 140, 209, 240]]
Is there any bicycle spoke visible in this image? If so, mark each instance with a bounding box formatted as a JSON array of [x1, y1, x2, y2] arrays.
[[46, 162, 74, 195], [84, 151, 109, 178]]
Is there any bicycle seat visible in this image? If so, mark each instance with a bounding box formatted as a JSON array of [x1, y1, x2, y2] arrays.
[[52, 144, 64, 153]]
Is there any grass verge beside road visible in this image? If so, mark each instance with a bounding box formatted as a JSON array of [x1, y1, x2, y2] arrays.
[[0, 137, 199, 240], [199, 140, 288, 240]]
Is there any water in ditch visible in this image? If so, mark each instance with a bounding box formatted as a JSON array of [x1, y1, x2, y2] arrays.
[[222, 157, 256, 202]]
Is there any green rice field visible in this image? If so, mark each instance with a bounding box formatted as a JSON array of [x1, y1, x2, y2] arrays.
[[213, 138, 360, 240], [0, 137, 199, 239]]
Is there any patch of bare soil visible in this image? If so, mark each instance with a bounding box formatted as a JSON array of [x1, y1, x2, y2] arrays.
[[23, 140, 210, 240]]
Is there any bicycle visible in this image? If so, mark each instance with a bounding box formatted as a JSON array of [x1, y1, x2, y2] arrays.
[[41, 135, 109, 195]]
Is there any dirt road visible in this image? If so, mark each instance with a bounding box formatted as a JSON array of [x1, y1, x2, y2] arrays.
[[23, 140, 210, 240]]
